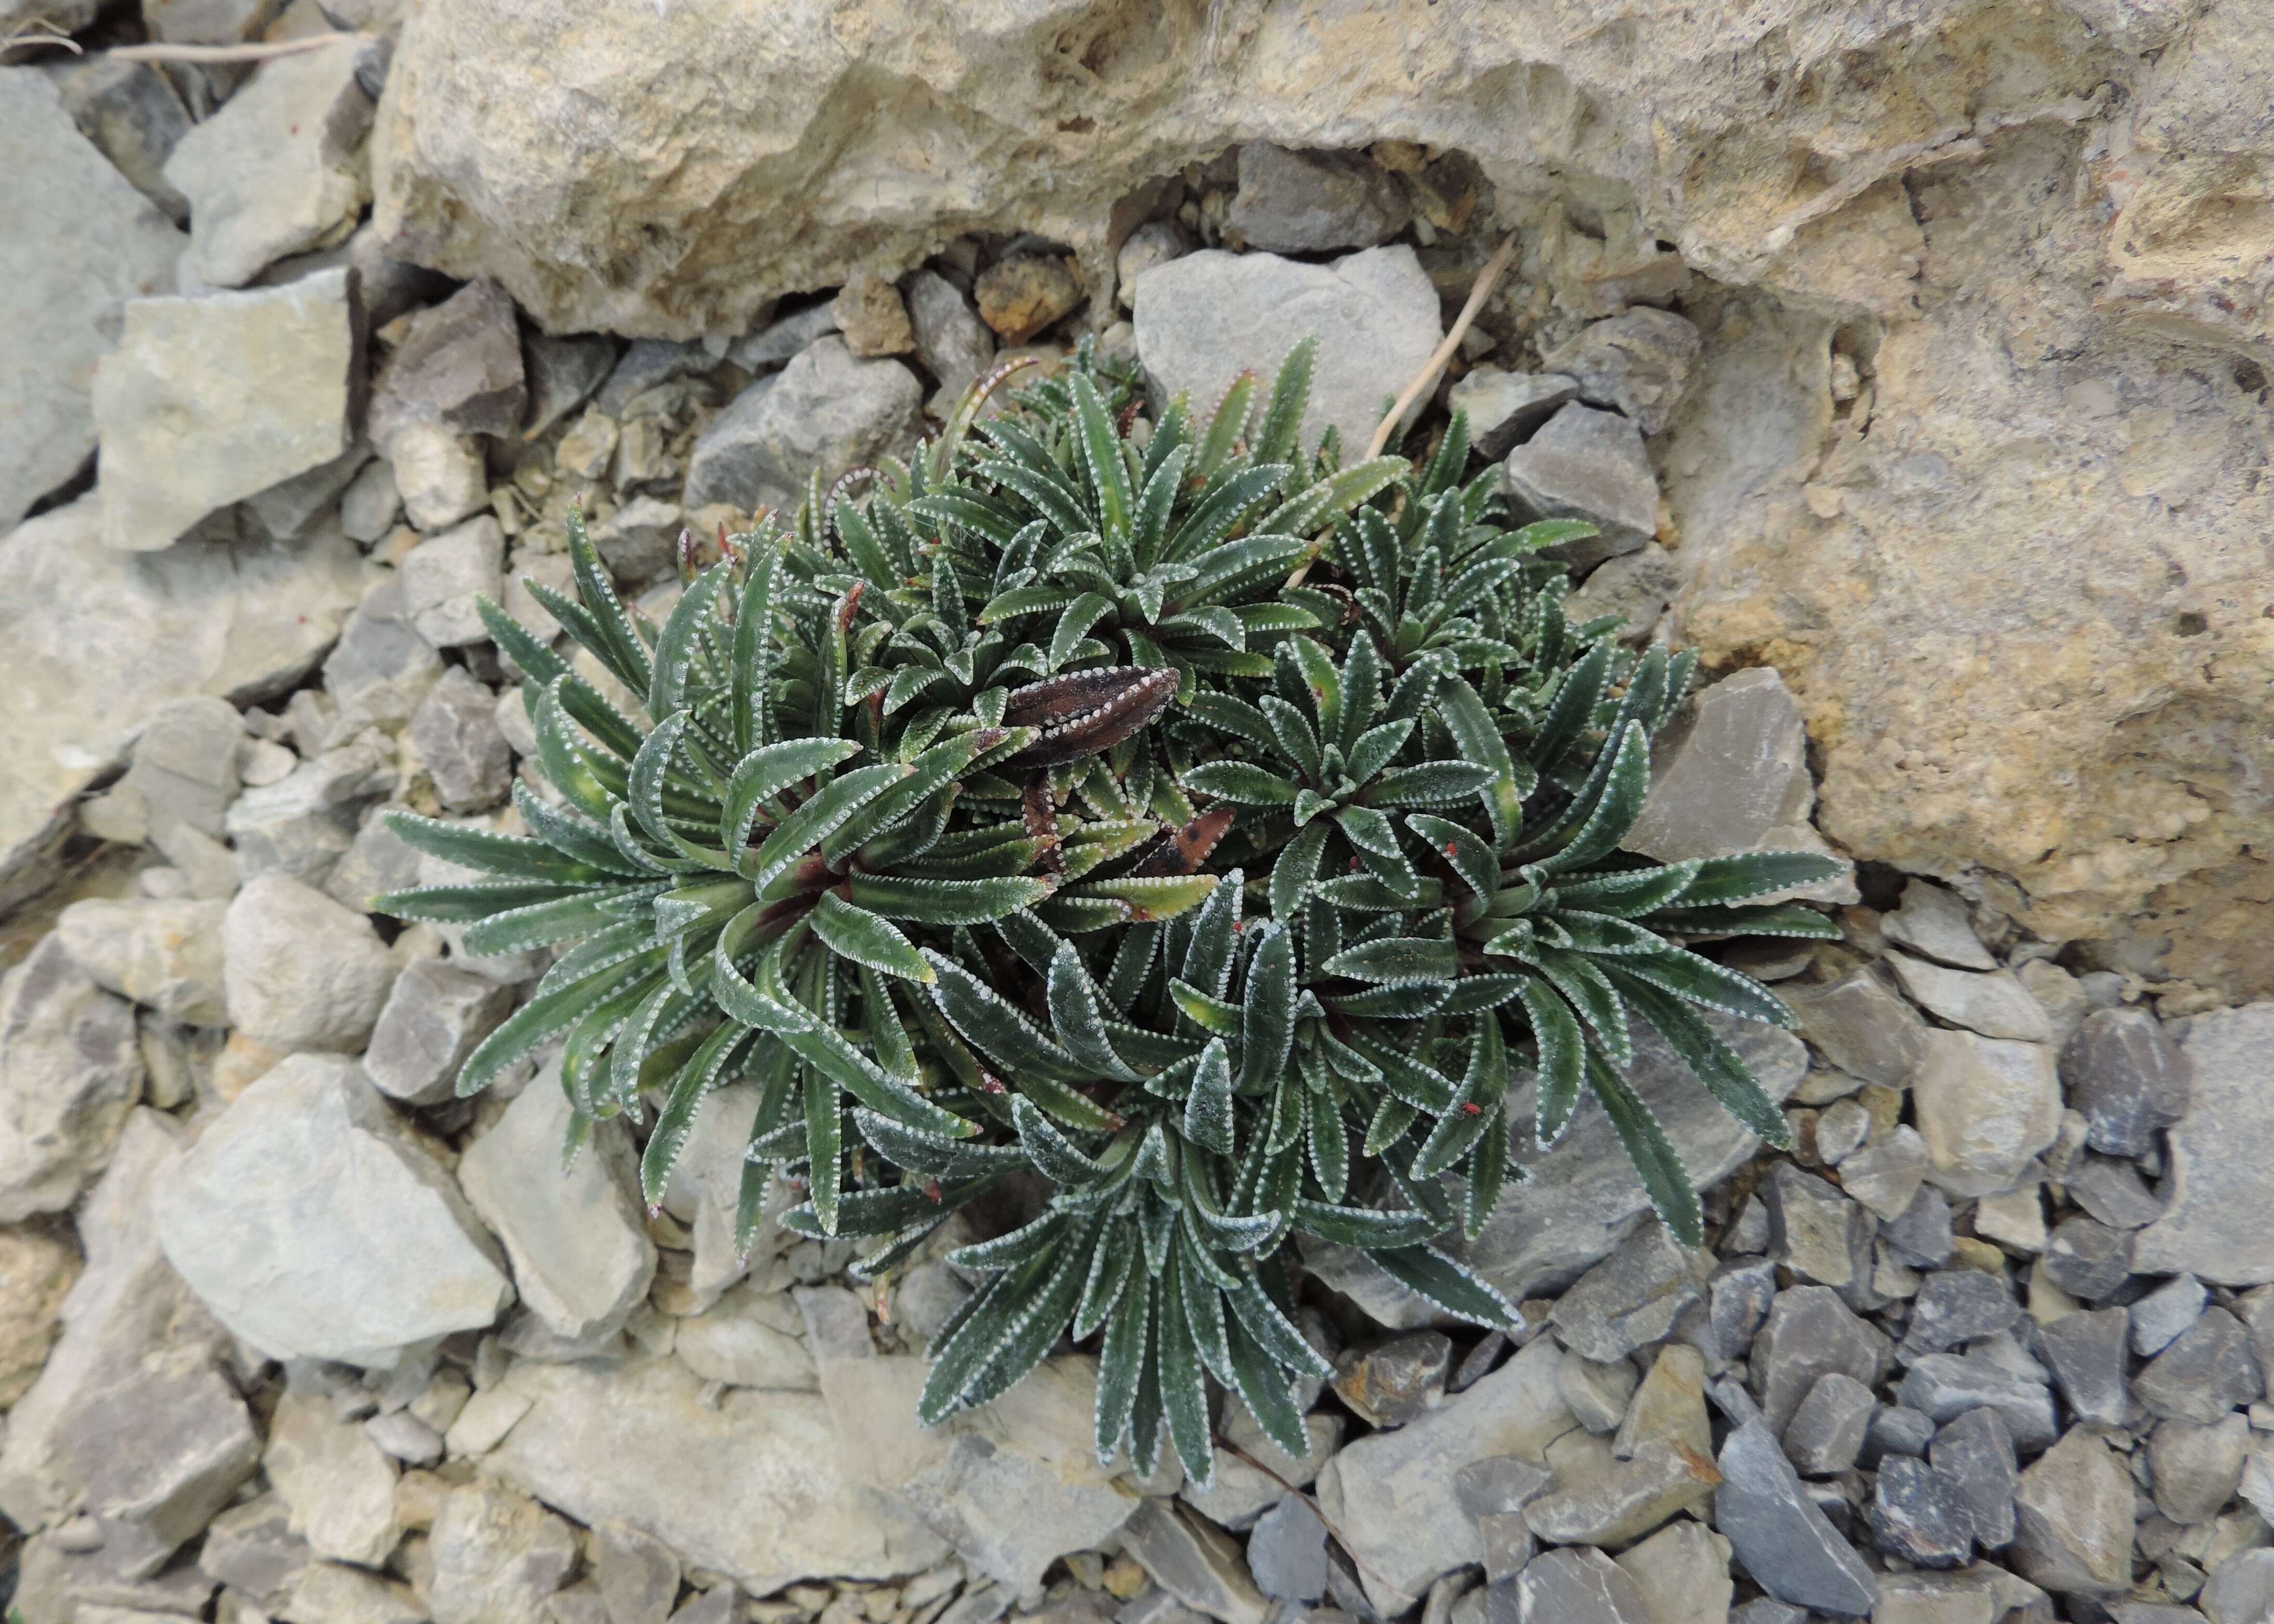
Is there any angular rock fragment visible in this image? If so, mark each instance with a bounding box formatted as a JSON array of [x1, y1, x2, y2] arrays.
[[157, 1054, 513, 1366], [1910, 1031, 2061, 1198], [2011, 1431, 2135, 1598], [457, 1065, 656, 1344], [1133, 246, 1440, 457], [1227, 143, 1411, 253], [2034, 1306, 2132, 1428], [2135, 1005, 2274, 1286], [1448, 368, 1579, 459], [683, 336, 922, 515], [362, 958, 513, 1106], [0, 935, 145, 1221], [2062, 1006, 2190, 1159], [1541, 309, 1703, 435], [163, 39, 375, 287], [1502, 403, 1659, 570], [1714, 1406, 1879, 1617], [0, 67, 184, 530], [371, 277, 528, 444], [222, 874, 400, 1051], [94, 270, 363, 551]]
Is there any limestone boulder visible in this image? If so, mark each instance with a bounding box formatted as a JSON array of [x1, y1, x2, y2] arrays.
[[371, 0, 2274, 1001]]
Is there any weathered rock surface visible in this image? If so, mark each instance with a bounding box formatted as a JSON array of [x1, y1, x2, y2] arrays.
[[362, 957, 513, 1106], [482, 1354, 949, 1594], [0, 934, 145, 1222], [2135, 1004, 2274, 1285], [57, 898, 228, 1027], [94, 270, 364, 552], [264, 1389, 402, 1567], [457, 1067, 657, 1344], [1227, 143, 1410, 254], [1502, 402, 1661, 569], [0, 494, 361, 907], [157, 1054, 513, 1365], [0, 66, 184, 530], [366, 0, 2274, 1001], [0, 1221, 78, 1407], [1133, 247, 1440, 455], [429, 1476, 580, 1624]]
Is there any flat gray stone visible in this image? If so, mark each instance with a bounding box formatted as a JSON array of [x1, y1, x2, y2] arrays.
[[2040, 1214, 2132, 1301], [1502, 403, 1659, 570], [1931, 1407, 2017, 1550], [1549, 1220, 1702, 1364], [0, 934, 145, 1222], [592, 494, 684, 583], [2134, 1306, 2262, 1424], [428, 1475, 579, 1624], [1888, 954, 2054, 1043], [325, 577, 446, 733], [225, 735, 397, 888], [1227, 143, 1410, 254], [157, 1054, 513, 1366], [1448, 368, 1579, 459], [1621, 667, 1850, 903], [904, 268, 995, 401], [264, 1388, 401, 1566], [1910, 1030, 2061, 1198], [1881, 1185, 1957, 1270], [1763, 1161, 1875, 1305], [401, 515, 507, 649], [0, 66, 184, 530], [42, 54, 190, 224], [485, 1354, 946, 1595], [1462, 1010, 1806, 1309], [222, 874, 399, 1051], [683, 335, 921, 515], [199, 1491, 313, 1606], [1749, 1285, 1889, 1435], [362, 957, 513, 1106], [1896, 1354, 2056, 1453], [2011, 1430, 2135, 1598], [1871, 1454, 1975, 1569], [1779, 965, 1931, 1090], [1715, 1411, 1879, 1617], [457, 1064, 656, 1344], [1900, 1270, 2023, 1359], [410, 667, 512, 812], [1882, 880, 1996, 970], [2149, 1414, 2250, 1526], [2034, 1306, 2131, 1428], [162, 39, 375, 288], [591, 1519, 681, 1624], [1514, 1547, 1655, 1624], [0, 1110, 255, 1579], [1522, 1436, 1719, 1547], [94, 269, 363, 551], [1133, 245, 1441, 457], [1117, 1499, 1269, 1624], [2062, 1006, 2191, 1160], [726, 300, 839, 373], [1541, 309, 1702, 436], [1246, 1494, 1328, 1603], [1332, 1330, 1451, 1426], [56, 897, 228, 1027], [1781, 1371, 1874, 1476], [1564, 542, 1679, 642], [1315, 1337, 1580, 1614], [2135, 1004, 2274, 1285], [1702, 1256, 1778, 1364], [672, 1281, 817, 1391], [522, 330, 618, 438], [2068, 1155, 2168, 1230], [2132, 1272, 2209, 1356]]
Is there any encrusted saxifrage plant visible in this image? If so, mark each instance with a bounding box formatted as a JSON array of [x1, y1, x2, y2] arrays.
[[374, 337, 1841, 1485]]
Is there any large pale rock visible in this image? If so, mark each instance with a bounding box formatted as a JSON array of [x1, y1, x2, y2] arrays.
[[457, 1067, 657, 1343], [1134, 246, 1440, 455], [2135, 1004, 2274, 1285], [0, 935, 145, 1222], [163, 40, 376, 287], [93, 270, 364, 552], [483, 1354, 949, 1595], [222, 874, 401, 1051], [156, 1054, 514, 1366], [0, 1111, 255, 1578], [368, 0, 2274, 999], [0, 67, 183, 530]]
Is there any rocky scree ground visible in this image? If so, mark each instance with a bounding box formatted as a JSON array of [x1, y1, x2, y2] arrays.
[[4, 5, 2274, 1624]]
